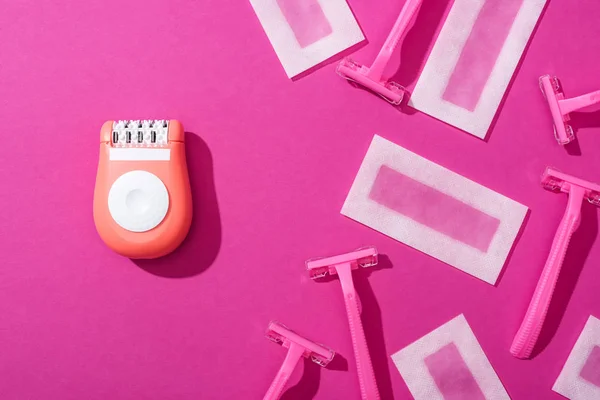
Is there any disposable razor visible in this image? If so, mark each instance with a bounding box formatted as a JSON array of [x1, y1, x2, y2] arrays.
[[264, 321, 335, 400], [306, 247, 380, 400], [539, 75, 600, 144], [337, 0, 423, 105], [511, 168, 600, 359], [93, 120, 193, 259]]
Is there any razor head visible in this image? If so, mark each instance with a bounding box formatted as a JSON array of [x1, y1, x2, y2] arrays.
[[337, 58, 405, 105], [539, 75, 575, 145], [111, 120, 170, 148], [306, 246, 378, 279], [542, 167, 600, 206], [266, 321, 335, 367]]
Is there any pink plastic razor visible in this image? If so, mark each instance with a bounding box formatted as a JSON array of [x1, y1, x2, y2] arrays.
[[511, 168, 600, 359], [539, 75, 600, 144], [264, 321, 335, 400], [306, 247, 380, 400], [336, 0, 422, 105]]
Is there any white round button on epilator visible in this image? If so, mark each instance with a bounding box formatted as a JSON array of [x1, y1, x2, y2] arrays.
[[108, 170, 169, 233]]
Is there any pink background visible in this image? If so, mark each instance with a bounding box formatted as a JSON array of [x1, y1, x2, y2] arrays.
[[1, 0, 600, 399]]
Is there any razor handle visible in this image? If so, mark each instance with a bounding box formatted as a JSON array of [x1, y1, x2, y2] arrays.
[[511, 189, 584, 359], [337, 264, 381, 400], [264, 342, 304, 400]]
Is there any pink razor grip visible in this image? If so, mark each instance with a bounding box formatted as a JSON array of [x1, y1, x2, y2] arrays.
[[510, 187, 584, 359], [263, 342, 305, 400], [337, 264, 380, 400], [369, 0, 422, 81], [560, 90, 600, 115]]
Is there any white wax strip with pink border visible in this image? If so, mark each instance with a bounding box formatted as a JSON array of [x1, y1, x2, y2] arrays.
[[248, 0, 364, 78], [553, 316, 600, 399], [392, 314, 510, 400], [409, 0, 547, 138], [341, 135, 527, 284]]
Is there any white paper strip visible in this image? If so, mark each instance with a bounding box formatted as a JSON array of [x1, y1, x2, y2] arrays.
[[341, 135, 527, 284], [392, 314, 510, 400], [248, 0, 364, 78], [408, 0, 547, 138], [553, 316, 600, 399]]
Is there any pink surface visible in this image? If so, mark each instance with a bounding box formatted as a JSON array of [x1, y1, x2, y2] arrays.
[[424, 342, 486, 400], [369, 165, 500, 252], [276, 0, 333, 48], [441, 0, 524, 111], [580, 345, 600, 387], [1, 0, 600, 399]]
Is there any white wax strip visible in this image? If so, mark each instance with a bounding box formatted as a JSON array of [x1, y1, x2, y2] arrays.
[[391, 314, 510, 400], [341, 135, 527, 284], [553, 316, 600, 399], [409, 0, 547, 138], [248, 0, 364, 78]]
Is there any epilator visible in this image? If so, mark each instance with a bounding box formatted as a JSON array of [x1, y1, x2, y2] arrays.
[[93, 120, 192, 259]]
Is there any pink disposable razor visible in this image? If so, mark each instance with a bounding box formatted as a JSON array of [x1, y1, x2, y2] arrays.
[[539, 75, 600, 144], [337, 0, 423, 105], [306, 247, 380, 400], [511, 168, 600, 359], [264, 321, 335, 400]]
